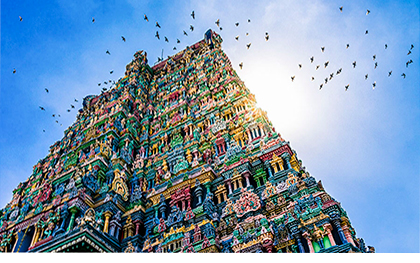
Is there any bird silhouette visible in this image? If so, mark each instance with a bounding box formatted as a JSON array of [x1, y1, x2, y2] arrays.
[[235, 22, 239, 27], [352, 61, 357, 68], [71, 105, 75, 108], [336, 68, 342, 75], [190, 25, 194, 31], [173, 47, 177, 50], [177, 39, 180, 43], [235, 36, 239, 41], [75, 99, 78, 102], [372, 81, 376, 89], [310, 56, 314, 63], [104, 81, 108, 84], [246, 43, 251, 49], [346, 44, 350, 49], [339, 6, 343, 12], [265, 34, 269, 41], [219, 27, 223, 31], [345, 84, 349, 91], [316, 65, 320, 70], [365, 30, 369, 34], [92, 17, 95, 23], [374, 62, 378, 69], [52, 114, 55, 117], [365, 74, 368, 80], [67, 109, 70, 112], [239, 62, 243, 69], [401, 73, 406, 78], [406, 59, 413, 67], [246, 32, 249, 36], [311, 76, 315, 81], [102, 87, 107, 91], [165, 36, 169, 42], [39, 106, 45, 111], [385, 44, 388, 49], [110, 71, 113, 74], [155, 31, 160, 39], [324, 77, 328, 84], [144, 14, 149, 22], [106, 50, 110, 55], [43, 130, 45, 132], [321, 47, 325, 52], [215, 19, 220, 27], [13, 68, 16, 74], [191, 11, 195, 19], [291, 76, 295, 82], [373, 54, 376, 60], [388, 71, 392, 77], [324, 61, 329, 68], [248, 19, 251, 23], [329, 73, 334, 80], [121, 36, 126, 42], [366, 10, 370, 15], [298, 64, 302, 69], [98, 83, 101, 86], [183, 30, 188, 36], [45, 88, 49, 93], [19, 16, 23, 21], [156, 22, 161, 28], [410, 44, 414, 50], [319, 84, 323, 90], [407, 50, 411, 55]]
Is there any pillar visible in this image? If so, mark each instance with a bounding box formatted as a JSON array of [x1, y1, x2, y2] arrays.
[[243, 172, 251, 187], [135, 221, 140, 236], [302, 232, 314, 253], [103, 211, 113, 233], [67, 206, 79, 232], [264, 161, 273, 178], [227, 181, 232, 194], [341, 225, 356, 246], [30, 227, 40, 247], [323, 223, 336, 246], [332, 220, 347, 244], [294, 235, 305, 253]]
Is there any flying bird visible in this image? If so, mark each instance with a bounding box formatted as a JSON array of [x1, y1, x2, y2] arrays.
[[235, 36, 239, 41], [165, 36, 169, 42], [215, 19, 220, 27], [110, 71, 113, 74], [366, 10, 370, 15], [315, 65, 320, 70], [321, 47, 325, 52], [407, 50, 411, 55], [406, 59, 413, 67], [329, 73, 334, 80], [311, 76, 315, 81], [190, 25, 194, 31], [106, 50, 110, 55], [324, 61, 329, 68], [248, 19, 251, 23], [339, 6, 343, 12], [365, 74, 369, 80], [385, 44, 388, 49], [45, 88, 49, 93], [291, 76, 295, 82], [19, 16, 23, 21], [92, 17, 95, 23], [67, 109, 70, 112], [324, 77, 328, 84], [43, 130, 45, 132], [374, 62, 378, 69], [156, 22, 161, 28], [346, 44, 350, 49], [39, 106, 45, 111], [388, 71, 392, 77], [71, 104, 75, 108], [401, 73, 406, 78], [191, 11, 195, 19], [183, 30, 188, 36], [75, 99, 78, 102], [352, 61, 356, 68], [155, 31, 160, 39], [52, 114, 55, 117], [372, 81, 376, 89], [177, 39, 180, 43], [144, 14, 149, 22], [265, 34, 269, 41], [319, 84, 323, 90], [246, 43, 251, 49], [365, 30, 369, 34], [121, 36, 126, 42], [239, 62, 243, 69], [235, 22, 239, 27], [373, 54, 376, 60], [298, 64, 302, 69], [310, 56, 314, 63], [173, 47, 177, 50], [219, 27, 223, 31], [410, 44, 414, 50], [345, 84, 349, 91], [337, 68, 342, 75], [13, 68, 16, 74]]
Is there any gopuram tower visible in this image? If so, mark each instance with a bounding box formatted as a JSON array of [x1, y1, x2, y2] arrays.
[[0, 30, 373, 253]]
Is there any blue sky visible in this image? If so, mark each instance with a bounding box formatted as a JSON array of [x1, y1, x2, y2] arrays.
[[1, 0, 419, 253]]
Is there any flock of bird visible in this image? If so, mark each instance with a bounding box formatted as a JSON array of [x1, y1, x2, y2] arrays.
[[289, 7, 415, 91], [12, 6, 416, 134]]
